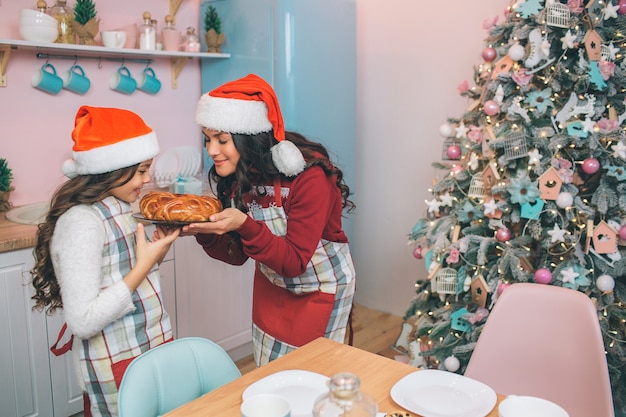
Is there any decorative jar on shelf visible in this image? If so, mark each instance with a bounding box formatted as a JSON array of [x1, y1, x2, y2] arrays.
[[139, 11, 156, 50], [162, 14, 181, 51], [49, 0, 75, 44], [182, 27, 201, 52]]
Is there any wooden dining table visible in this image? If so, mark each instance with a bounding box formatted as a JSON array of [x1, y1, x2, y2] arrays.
[[162, 336, 505, 416]]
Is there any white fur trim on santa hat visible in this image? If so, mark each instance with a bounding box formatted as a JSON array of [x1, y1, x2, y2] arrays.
[[62, 132, 159, 178], [195, 95, 272, 134], [271, 140, 306, 177]]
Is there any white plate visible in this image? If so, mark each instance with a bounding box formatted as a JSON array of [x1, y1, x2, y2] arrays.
[[390, 370, 497, 417], [242, 370, 329, 417]]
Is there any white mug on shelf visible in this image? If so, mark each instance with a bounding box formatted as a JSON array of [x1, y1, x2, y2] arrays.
[[101, 31, 127, 48]]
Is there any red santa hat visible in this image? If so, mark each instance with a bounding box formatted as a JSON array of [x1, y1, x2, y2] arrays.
[[195, 73, 305, 176], [62, 106, 160, 178]]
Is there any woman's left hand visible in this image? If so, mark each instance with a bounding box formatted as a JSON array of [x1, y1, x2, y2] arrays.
[[181, 207, 247, 236]]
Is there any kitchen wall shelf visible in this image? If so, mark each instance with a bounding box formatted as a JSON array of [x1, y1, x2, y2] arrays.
[[0, 38, 230, 88]]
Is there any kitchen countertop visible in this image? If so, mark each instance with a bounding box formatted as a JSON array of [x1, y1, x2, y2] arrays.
[[0, 211, 38, 253]]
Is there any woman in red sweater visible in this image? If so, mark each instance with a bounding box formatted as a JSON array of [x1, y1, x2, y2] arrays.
[[182, 74, 356, 366]]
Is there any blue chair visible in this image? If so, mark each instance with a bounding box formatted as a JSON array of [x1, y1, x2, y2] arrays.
[[117, 337, 242, 417]]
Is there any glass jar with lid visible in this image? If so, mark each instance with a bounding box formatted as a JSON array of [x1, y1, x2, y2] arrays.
[[49, 0, 75, 44], [312, 372, 378, 417], [161, 14, 181, 51], [139, 11, 156, 50], [182, 27, 201, 52]]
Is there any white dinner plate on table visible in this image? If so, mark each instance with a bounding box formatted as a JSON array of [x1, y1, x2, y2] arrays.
[[390, 369, 497, 417], [242, 369, 329, 417]]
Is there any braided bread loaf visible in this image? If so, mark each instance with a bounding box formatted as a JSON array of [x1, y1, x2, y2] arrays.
[[139, 192, 222, 222]]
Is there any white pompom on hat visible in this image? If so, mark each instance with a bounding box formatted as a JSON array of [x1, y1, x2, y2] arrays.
[[62, 106, 160, 178], [195, 73, 305, 176]]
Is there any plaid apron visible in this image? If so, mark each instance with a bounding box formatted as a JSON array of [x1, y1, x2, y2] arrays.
[[54, 197, 172, 417], [250, 179, 355, 366]]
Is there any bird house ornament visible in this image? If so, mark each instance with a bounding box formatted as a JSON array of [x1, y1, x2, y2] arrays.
[[521, 198, 545, 219], [546, 2, 571, 28], [433, 268, 458, 295], [503, 131, 529, 161], [539, 167, 563, 200], [468, 174, 486, 199], [592, 221, 618, 254], [584, 29, 603, 61], [450, 308, 471, 332], [482, 163, 500, 193], [491, 56, 515, 80], [470, 275, 490, 307]]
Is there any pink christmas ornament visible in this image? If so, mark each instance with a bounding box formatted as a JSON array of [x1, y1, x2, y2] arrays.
[[619, 0, 626, 15], [482, 47, 497, 62], [497, 282, 510, 295], [496, 228, 512, 242], [582, 157, 600, 174], [534, 268, 552, 284], [451, 165, 464, 176], [446, 144, 462, 160], [483, 100, 500, 116], [413, 246, 423, 259], [619, 224, 626, 240]]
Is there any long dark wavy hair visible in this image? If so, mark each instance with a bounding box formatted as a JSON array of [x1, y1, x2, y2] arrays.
[[207, 130, 355, 214], [31, 165, 139, 314]]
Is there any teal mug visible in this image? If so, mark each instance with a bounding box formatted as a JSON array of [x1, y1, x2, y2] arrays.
[[110, 66, 136, 94], [32, 63, 63, 95], [62, 64, 91, 95], [137, 67, 161, 95]]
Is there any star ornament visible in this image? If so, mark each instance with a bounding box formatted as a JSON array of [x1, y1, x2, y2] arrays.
[[455, 122, 468, 139], [560, 267, 579, 284], [603, 3, 619, 20], [426, 198, 442, 214], [612, 141, 626, 159], [548, 223, 567, 243], [440, 192, 455, 207], [528, 148, 542, 166], [560, 30, 576, 50], [580, 117, 596, 133], [483, 199, 499, 216]]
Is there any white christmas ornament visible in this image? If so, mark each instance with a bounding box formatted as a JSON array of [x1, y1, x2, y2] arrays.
[[508, 43, 526, 61], [527, 148, 543, 165], [556, 192, 574, 208], [603, 3, 619, 20], [597, 274, 615, 292], [561, 267, 579, 284], [444, 355, 460, 372], [612, 141, 626, 159], [548, 223, 567, 243], [440, 123, 454, 137], [560, 30, 576, 50]]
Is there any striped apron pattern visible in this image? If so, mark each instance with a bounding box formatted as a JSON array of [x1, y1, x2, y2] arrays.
[[250, 180, 355, 366]]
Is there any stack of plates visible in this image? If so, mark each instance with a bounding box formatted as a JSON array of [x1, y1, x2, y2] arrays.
[[153, 146, 202, 188]]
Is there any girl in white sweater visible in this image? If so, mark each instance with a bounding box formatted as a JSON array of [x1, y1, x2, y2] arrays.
[[31, 106, 179, 417]]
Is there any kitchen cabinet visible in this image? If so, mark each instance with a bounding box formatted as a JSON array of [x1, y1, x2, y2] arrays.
[[0, 248, 53, 417], [0, 230, 252, 416]]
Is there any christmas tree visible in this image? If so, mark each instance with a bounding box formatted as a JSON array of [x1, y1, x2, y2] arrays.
[[399, 0, 626, 413]]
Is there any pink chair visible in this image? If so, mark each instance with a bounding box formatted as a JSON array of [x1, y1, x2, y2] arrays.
[[464, 283, 614, 417]]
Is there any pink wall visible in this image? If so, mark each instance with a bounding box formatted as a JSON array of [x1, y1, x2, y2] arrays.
[[0, 1, 206, 207]]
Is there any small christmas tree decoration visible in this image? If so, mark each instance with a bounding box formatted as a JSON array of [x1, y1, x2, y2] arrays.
[[592, 221, 618, 254], [555, 192, 574, 209], [413, 246, 424, 259], [204, 5, 225, 53], [483, 100, 500, 116], [72, 0, 98, 45], [482, 47, 497, 62], [619, 225, 626, 241], [582, 157, 601, 174], [495, 228, 512, 242], [446, 144, 461, 160], [0, 158, 13, 212]]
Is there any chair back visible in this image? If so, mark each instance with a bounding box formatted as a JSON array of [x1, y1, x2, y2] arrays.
[[464, 283, 614, 417], [118, 337, 242, 417]]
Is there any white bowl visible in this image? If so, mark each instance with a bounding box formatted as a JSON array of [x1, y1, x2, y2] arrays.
[[20, 9, 58, 26], [19, 24, 58, 43], [499, 396, 569, 417]]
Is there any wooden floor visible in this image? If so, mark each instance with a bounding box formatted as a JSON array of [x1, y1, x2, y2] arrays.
[[234, 303, 405, 374]]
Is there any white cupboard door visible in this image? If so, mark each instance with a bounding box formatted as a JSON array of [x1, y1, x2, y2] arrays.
[[174, 237, 253, 352], [0, 249, 53, 417]]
